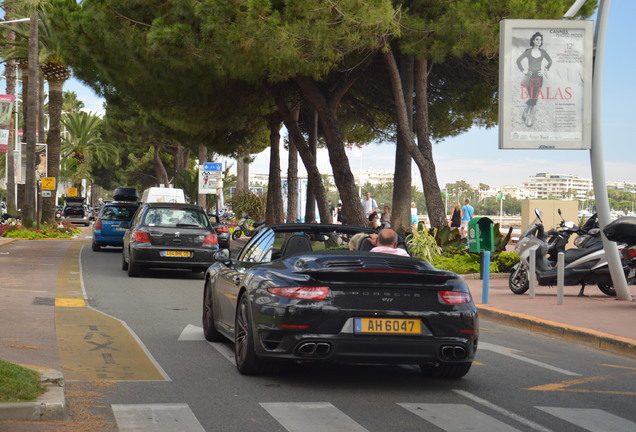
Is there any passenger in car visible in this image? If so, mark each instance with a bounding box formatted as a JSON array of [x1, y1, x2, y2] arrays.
[[369, 229, 409, 256]]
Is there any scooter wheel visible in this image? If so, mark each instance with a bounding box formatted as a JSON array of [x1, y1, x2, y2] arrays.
[[597, 283, 616, 297], [232, 230, 242, 240], [509, 265, 529, 295]]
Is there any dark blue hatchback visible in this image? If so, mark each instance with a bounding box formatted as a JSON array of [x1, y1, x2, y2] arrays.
[[92, 202, 140, 251]]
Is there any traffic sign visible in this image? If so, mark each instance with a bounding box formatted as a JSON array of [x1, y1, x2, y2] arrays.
[[42, 177, 56, 190], [203, 162, 223, 171], [67, 187, 78, 197], [42, 190, 52, 198]]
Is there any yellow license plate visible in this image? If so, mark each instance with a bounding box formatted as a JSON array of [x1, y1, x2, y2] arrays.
[[164, 250, 191, 257], [354, 318, 421, 335]]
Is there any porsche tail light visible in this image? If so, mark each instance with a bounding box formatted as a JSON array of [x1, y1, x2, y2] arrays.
[[203, 233, 218, 245], [94, 218, 102, 230], [622, 245, 636, 260], [268, 287, 330, 300], [438, 291, 472, 304], [132, 230, 151, 243]]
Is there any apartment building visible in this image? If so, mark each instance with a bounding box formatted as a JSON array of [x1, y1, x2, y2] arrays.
[[522, 173, 593, 200]]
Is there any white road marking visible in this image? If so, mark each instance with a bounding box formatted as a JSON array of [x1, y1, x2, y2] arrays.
[[178, 324, 207, 341], [537, 407, 636, 432], [112, 404, 205, 432], [261, 402, 369, 432], [479, 342, 580, 376], [453, 390, 554, 432], [399, 403, 521, 431], [179, 324, 235, 363]]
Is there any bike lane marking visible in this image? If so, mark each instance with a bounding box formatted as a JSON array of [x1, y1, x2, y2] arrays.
[[56, 241, 169, 381]]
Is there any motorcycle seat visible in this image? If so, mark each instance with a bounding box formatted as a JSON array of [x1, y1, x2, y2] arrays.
[[562, 241, 604, 263]]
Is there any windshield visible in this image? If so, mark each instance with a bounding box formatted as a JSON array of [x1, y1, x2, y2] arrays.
[[101, 205, 137, 221]]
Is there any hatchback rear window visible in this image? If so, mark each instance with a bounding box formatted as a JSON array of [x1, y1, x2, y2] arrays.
[[143, 208, 209, 228], [101, 206, 138, 221]]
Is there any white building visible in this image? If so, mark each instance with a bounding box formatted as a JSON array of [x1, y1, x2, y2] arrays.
[[522, 173, 594, 200]]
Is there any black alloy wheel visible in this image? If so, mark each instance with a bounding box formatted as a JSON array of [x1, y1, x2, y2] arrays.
[[203, 279, 226, 342], [234, 294, 274, 374]]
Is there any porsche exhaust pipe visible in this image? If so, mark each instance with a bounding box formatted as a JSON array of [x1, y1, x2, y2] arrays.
[[440, 345, 467, 360], [296, 342, 331, 357]]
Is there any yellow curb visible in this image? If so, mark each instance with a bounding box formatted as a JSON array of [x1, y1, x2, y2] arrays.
[[477, 305, 636, 358], [55, 298, 87, 307]]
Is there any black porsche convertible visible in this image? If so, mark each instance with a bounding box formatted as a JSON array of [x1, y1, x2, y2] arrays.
[[202, 223, 478, 378]]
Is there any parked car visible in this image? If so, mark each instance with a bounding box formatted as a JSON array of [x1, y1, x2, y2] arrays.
[[208, 213, 230, 249], [62, 197, 91, 226], [121, 202, 219, 277], [202, 223, 478, 378], [92, 201, 140, 251]]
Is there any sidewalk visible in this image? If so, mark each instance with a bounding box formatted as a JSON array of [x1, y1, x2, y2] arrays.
[[0, 236, 635, 427]]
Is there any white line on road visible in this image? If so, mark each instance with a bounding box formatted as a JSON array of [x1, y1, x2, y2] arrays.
[[479, 342, 580, 376], [261, 402, 369, 432], [179, 324, 235, 363], [399, 403, 521, 432], [112, 404, 205, 432], [537, 407, 636, 432]]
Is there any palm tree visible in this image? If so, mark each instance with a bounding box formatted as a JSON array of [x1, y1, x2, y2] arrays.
[[61, 111, 119, 189]]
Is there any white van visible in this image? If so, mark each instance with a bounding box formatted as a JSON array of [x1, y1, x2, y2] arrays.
[[141, 187, 186, 204]]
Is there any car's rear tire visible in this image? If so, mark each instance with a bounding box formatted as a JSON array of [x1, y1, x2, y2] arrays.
[[121, 252, 129, 271], [127, 254, 141, 277], [203, 279, 226, 342], [92, 240, 101, 252], [234, 294, 276, 374], [420, 362, 472, 379], [508, 264, 529, 294]]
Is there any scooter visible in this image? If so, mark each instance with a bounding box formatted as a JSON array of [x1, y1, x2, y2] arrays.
[[231, 217, 264, 240], [509, 209, 630, 297], [544, 210, 601, 263]]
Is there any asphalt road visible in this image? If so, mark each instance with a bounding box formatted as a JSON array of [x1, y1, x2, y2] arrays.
[[60, 240, 636, 432]]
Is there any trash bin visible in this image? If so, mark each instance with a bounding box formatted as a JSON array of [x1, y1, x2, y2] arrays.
[[468, 217, 495, 253]]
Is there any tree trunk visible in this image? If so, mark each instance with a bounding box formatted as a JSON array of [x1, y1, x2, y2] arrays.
[[4, 8, 17, 215], [42, 79, 64, 224], [265, 115, 284, 224], [23, 13, 39, 227], [304, 108, 318, 223], [286, 137, 299, 223], [197, 143, 207, 209], [271, 90, 331, 224], [153, 145, 169, 187], [414, 58, 446, 227], [392, 54, 415, 235], [383, 48, 446, 228], [236, 156, 245, 191], [294, 76, 362, 226], [38, 71, 45, 143]]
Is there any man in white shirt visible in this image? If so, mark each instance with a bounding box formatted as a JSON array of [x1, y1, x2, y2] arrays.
[[370, 228, 409, 257], [361, 191, 378, 219]]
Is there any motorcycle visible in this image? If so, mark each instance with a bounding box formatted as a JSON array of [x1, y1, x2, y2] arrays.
[[544, 210, 601, 264], [508, 209, 631, 297], [231, 217, 264, 240]]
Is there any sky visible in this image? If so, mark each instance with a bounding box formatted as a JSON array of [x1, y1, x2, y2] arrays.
[[64, 1, 636, 190]]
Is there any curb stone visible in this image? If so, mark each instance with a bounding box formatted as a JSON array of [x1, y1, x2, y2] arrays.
[[0, 369, 66, 421]]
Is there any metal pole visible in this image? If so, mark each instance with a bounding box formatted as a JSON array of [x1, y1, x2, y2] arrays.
[[557, 252, 564, 305], [529, 245, 537, 299], [482, 250, 490, 304], [589, 0, 632, 301]]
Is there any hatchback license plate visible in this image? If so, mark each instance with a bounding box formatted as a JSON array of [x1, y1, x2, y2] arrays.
[[354, 318, 421, 335], [162, 250, 191, 257]]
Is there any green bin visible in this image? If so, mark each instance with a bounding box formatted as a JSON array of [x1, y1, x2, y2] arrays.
[[468, 217, 495, 253]]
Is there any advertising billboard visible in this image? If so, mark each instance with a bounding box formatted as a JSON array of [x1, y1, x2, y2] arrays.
[[499, 19, 593, 149]]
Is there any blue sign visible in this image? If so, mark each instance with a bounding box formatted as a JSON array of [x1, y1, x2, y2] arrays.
[[203, 162, 223, 171]]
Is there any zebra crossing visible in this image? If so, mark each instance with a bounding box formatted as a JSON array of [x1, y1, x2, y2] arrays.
[[111, 399, 636, 431]]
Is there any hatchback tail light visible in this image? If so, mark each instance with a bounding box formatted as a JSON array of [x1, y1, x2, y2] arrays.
[[94, 219, 102, 230], [215, 226, 229, 233], [203, 233, 218, 245], [438, 291, 472, 304], [268, 287, 330, 300], [132, 230, 151, 243]]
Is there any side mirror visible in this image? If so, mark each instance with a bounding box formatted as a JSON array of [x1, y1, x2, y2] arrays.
[[214, 249, 231, 262], [119, 221, 130, 229]]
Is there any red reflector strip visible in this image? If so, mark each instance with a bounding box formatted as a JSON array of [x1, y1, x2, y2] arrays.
[[268, 287, 329, 300], [356, 269, 417, 274], [438, 291, 472, 304], [460, 329, 477, 334], [277, 324, 310, 329]]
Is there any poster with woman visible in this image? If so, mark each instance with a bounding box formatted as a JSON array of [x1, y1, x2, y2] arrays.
[[499, 19, 593, 149], [0, 94, 14, 153], [35, 144, 47, 180]]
